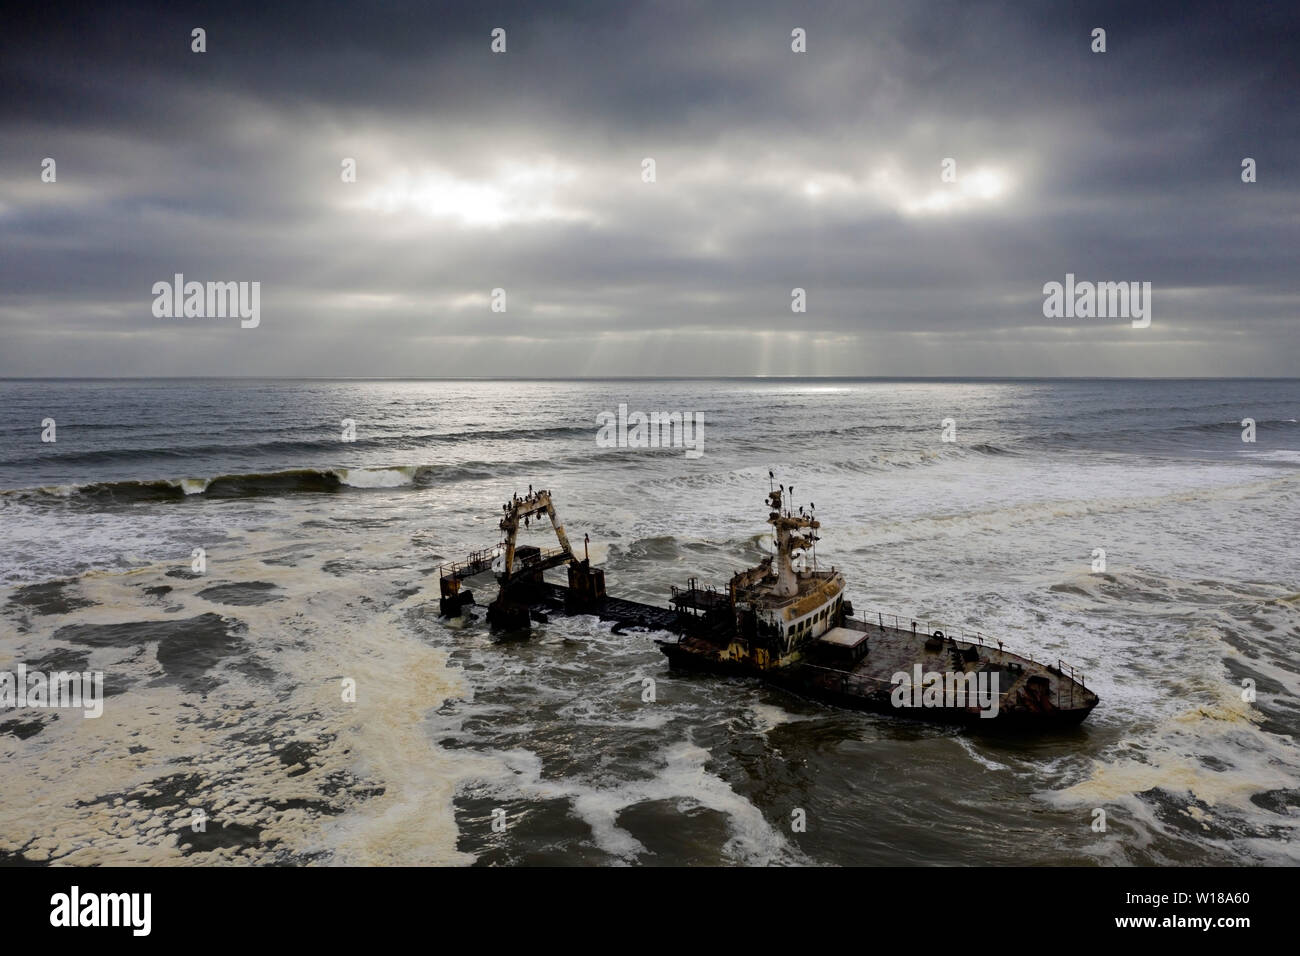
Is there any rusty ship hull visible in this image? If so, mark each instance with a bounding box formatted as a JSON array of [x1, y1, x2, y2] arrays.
[[658, 618, 1098, 729]]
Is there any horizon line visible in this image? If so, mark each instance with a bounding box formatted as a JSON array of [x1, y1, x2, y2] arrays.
[[2, 375, 1298, 383]]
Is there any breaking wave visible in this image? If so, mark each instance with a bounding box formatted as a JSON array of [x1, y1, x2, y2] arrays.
[[0, 465, 446, 502]]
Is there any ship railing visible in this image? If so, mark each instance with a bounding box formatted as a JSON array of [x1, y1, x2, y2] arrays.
[[670, 579, 730, 616], [527, 546, 572, 565], [851, 606, 1086, 688], [670, 582, 723, 599], [1054, 658, 1085, 689], [438, 546, 502, 580], [796, 661, 1014, 701]]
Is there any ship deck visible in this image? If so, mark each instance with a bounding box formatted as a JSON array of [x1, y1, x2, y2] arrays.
[[793, 619, 1096, 715]]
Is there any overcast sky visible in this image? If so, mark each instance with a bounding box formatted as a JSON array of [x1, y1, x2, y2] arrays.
[[2, 1, 1296, 377]]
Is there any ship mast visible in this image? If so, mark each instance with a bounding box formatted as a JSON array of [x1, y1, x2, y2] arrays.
[[498, 487, 573, 582], [766, 478, 819, 598]]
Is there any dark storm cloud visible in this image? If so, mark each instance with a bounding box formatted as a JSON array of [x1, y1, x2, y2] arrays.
[[1, 0, 1297, 376]]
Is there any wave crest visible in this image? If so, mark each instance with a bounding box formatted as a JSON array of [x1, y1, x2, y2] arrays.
[[1, 465, 442, 503]]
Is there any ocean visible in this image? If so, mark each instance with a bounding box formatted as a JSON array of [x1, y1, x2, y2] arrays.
[[1, 377, 1297, 865]]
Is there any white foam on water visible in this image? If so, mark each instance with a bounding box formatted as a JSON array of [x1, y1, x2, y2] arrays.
[[953, 736, 1014, 774], [1241, 449, 1300, 462], [749, 702, 809, 733], [462, 737, 810, 865], [334, 466, 419, 488], [0, 531, 470, 866], [1041, 678, 1300, 864]]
